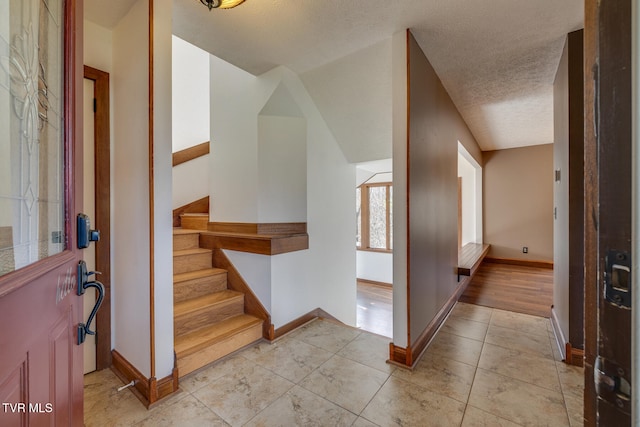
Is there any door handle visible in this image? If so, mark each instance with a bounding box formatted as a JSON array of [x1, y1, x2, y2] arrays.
[[77, 260, 105, 345]]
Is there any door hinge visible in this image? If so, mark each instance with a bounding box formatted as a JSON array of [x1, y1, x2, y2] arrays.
[[93, 98, 97, 113], [594, 356, 631, 415]]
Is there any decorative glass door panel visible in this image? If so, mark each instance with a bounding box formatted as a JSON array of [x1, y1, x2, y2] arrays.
[[0, 0, 65, 276]]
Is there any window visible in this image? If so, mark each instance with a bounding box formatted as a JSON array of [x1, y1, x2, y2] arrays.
[[356, 183, 392, 251]]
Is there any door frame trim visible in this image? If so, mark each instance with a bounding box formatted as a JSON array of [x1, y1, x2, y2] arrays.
[[83, 66, 112, 370]]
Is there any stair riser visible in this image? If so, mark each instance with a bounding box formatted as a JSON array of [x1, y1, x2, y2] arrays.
[[173, 233, 200, 251], [173, 253, 212, 274], [174, 296, 244, 336], [174, 273, 228, 304], [177, 323, 262, 377], [181, 216, 208, 230]]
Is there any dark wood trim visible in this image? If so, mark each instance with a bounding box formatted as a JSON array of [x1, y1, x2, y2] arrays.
[[172, 141, 210, 167], [84, 65, 112, 370], [390, 275, 470, 369], [583, 0, 598, 424], [411, 279, 467, 365], [173, 197, 209, 228], [357, 278, 392, 288], [148, 0, 156, 380], [271, 308, 341, 340], [211, 249, 272, 339], [200, 231, 309, 256], [483, 257, 554, 269], [388, 343, 412, 368], [111, 350, 179, 408], [208, 222, 307, 235], [565, 343, 585, 367]]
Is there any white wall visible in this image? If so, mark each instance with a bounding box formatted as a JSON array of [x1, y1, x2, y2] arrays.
[[210, 56, 258, 222], [152, 0, 174, 380], [458, 152, 476, 246], [112, 0, 151, 377], [391, 30, 409, 348], [257, 116, 307, 222], [172, 36, 210, 152], [357, 251, 393, 284], [210, 60, 356, 328], [172, 155, 210, 209], [172, 35, 210, 210]]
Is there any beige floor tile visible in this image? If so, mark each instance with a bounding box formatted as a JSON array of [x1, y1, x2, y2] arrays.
[[426, 331, 484, 366], [555, 361, 584, 400], [84, 370, 150, 427], [490, 310, 550, 338], [337, 332, 396, 374], [392, 352, 476, 403], [137, 395, 228, 427], [451, 302, 493, 323], [299, 355, 388, 414], [179, 355, 255, 393], [564, 394, 584, 427], [440, 316, 489, 342], [251, 337, 334, 383], [289, 319, 361, 353], [193, 364, 294, 426], [478, 342, 561, 392], [244, 386, 357, 427], [485, 324, 553, 359], [469, 369, 570, 427], [461, 405, 523, 427], [361, 376, 466, 427]]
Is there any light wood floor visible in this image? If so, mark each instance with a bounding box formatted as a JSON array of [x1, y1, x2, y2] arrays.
[[356, 280, 392, 338], [460, 261, 554, 318]]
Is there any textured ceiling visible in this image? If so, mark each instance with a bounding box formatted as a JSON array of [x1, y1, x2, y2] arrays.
[[87, 0, 584, 153]]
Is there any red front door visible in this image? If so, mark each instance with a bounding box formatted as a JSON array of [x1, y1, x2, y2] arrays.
[[0, 0, 84, 425]]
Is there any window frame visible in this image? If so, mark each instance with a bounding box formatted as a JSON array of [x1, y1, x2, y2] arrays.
[[357, 182, 392, 253]]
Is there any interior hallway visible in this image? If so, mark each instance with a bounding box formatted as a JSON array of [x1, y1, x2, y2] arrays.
[[84, 303, 583, 426]]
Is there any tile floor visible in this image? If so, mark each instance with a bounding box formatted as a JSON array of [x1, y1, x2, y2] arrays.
[[84, 303, 584, 426]]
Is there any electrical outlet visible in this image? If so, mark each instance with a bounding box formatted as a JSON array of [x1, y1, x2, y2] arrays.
[[523, 247, 528, 254]]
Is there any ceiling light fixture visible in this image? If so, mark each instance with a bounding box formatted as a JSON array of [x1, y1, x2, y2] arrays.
[[200, 0, 246, 10]]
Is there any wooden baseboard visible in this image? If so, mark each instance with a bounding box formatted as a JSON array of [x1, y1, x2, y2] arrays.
[[272, 308, 340, 340], [111, 350, 179, 408], [172, 197, 209, 227], [357, 278, 392, 288], [388, 343, 412, 367], [484, 257, 554, 269], [390, 278, 468, 369], [565, 343, 585, 367]]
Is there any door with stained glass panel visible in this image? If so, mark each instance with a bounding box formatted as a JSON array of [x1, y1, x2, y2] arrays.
[[0, 0, 84, 425]]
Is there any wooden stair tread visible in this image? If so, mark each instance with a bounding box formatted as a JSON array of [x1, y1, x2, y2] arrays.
[[174, 248, 211, 257], [180, 213, 208, 217], [174, 290, 243, 316], [173, 228, 201, 235], [174, 268, 227, 283], [175, 314, 262, 357]]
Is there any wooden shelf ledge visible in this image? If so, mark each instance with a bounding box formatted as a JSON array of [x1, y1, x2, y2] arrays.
[[457, 243, 490, 278], [199, 230, 308, 255]]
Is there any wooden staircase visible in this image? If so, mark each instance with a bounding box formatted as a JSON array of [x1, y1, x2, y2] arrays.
[[173, 224, 263, 377]]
